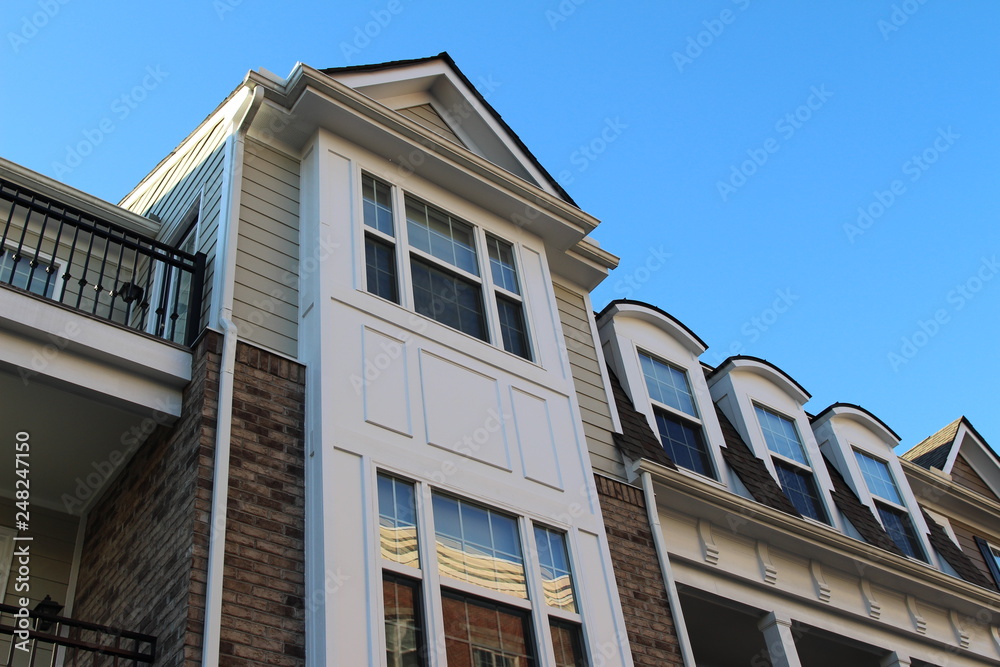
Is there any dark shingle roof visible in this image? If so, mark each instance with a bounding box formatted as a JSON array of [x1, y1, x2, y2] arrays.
[[823, 456, 906, 556], [921, 509, 997, 590], [714, 406, 801, 517], [902, 418, 962, 470], [607, 370, 676, 470]]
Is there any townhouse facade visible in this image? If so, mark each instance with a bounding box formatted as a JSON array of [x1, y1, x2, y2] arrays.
[[1, 52, 998, 667]]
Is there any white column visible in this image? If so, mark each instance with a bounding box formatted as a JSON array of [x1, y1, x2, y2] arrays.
[[757, 612, 802, 667]]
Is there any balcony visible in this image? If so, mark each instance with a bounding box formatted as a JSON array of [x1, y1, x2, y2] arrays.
[[0, 602, 155, 666], [0, 175, 204, 347]]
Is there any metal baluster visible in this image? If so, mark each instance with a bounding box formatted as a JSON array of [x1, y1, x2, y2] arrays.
[[107, 234, 128, 325], [139, 241, 155, 333], [73, 218, 98, 311], [7, 197, 34, 289], [25, 200, 54, 297], [43, 204, 68, 302], [62, 220, 83, 309]]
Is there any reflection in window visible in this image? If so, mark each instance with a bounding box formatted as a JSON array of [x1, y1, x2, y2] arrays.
[[533, 527, 576, 612], [384, 574, 425, 667], [433, 494, 526, 598], [653, 411, 713, 478], [442, 591, 535, 667], [640, 353, 696, 416], [378, 475, 419, 568], [549, 619, 586, 667], [774, 461, 828, 523], [755, 405, 807, 464]]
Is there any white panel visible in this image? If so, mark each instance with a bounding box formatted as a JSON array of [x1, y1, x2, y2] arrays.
[[419, 351, 510, 471], [361, 327, 411, 436], [329, 448, 376, 666], [575, 529, 631, 667], [511, 388, 563, 489], [520, 245, 563, 375]]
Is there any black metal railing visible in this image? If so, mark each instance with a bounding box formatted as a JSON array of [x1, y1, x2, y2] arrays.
[[0, 177, 205, 346], [0, 603, 156, 666]]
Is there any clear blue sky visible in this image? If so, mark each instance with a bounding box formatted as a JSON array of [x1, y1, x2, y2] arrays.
[[4, 1, 998, 453]]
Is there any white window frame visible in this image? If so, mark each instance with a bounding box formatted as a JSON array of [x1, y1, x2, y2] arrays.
[[753, 401, 830, 524], [637, 349, 716, 480], [373, 470, 587, 667], [357, 169, 535, 362], [852, 447, 926, 560]]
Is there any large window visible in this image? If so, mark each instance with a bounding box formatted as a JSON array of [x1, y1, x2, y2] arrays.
[[361, 173, 532, 359], [639, 352, 714, 478], [754, 405, 828, 523], [854, 450, 925, 560], [376, 473, 586, 667]]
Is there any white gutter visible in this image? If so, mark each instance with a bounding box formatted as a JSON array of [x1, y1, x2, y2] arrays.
[[201, 84, 264, 666], [640, 471, 696, 666]]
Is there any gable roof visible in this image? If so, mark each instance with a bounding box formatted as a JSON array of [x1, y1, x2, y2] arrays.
[[902, 417, 963, 471], [320, 52, 577, 206]]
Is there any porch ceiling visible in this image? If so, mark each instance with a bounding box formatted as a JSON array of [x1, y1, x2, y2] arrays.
[[0, 368, 151, 515]]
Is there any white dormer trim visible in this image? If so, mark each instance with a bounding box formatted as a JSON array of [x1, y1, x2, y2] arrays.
[[600, 302, 707, 356], [707, 357, 810, 406]]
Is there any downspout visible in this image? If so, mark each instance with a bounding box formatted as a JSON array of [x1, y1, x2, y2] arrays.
[[640, 470, 697, 666], [202, 83, 265, 666]]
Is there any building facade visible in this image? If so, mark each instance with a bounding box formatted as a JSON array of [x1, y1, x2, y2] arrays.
[[1, 53, 999, 667]]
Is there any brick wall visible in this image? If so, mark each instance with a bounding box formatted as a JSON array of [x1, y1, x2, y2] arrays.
[[73, 334, 307, 667], [74, 330, 221, 666], [219, 342, 306, 666], [595, 474, 684, 667]]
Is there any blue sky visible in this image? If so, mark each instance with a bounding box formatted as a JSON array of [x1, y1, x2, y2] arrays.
[[4, 0, 998, 452]]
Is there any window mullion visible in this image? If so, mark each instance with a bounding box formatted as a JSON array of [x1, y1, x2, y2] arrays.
[[392, 185, 413, 311], [522, 517, 557, 667], [475, 225, 503, 346]]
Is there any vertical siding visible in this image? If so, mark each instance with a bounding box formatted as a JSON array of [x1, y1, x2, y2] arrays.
[[951, 454, 1000, 502], [398, 104, 465, 147], [119, 120, 230, 329], [552, 281, 624, 479], [233, 138, 300, 358]]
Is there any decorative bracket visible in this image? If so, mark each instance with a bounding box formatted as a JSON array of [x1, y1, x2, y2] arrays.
[[949, 610, 970, 649], [697, 519, 719, 565], [906, 595, 927, 634], [809, 560, 831, 603], [756, 541, 778, 585], [860, 579, 881, 620]]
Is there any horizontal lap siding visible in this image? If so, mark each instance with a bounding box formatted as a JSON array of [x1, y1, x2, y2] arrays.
[[120, 120, 229, 330], [952, 455, 1000, 502], [552, 283, 624, 479], [233, 139, 300, 358]]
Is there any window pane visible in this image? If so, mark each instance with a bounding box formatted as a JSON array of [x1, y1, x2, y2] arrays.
[[854, 451, 903, 504], [442, 592, 535, 667], [487, 236, 519, 295], [405, 197, 479, 275], [496, 295, 530, 360], [0, 250, 57, 298], [653, 410, 714, 478], [755, 406, 808, 464], [378, 475, 420, 568], [773, 461, 828, 523], [411, 258, 487, 341], [384, 574, 426, 667], [640, 354, 697, 416], [876, 503, 925, 560], [533, 527, 577, 612], [549, 620, 586, 667], [433, 495, 527, 598], [366, 236, 399, 303], [363, 174, 395, 236]]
